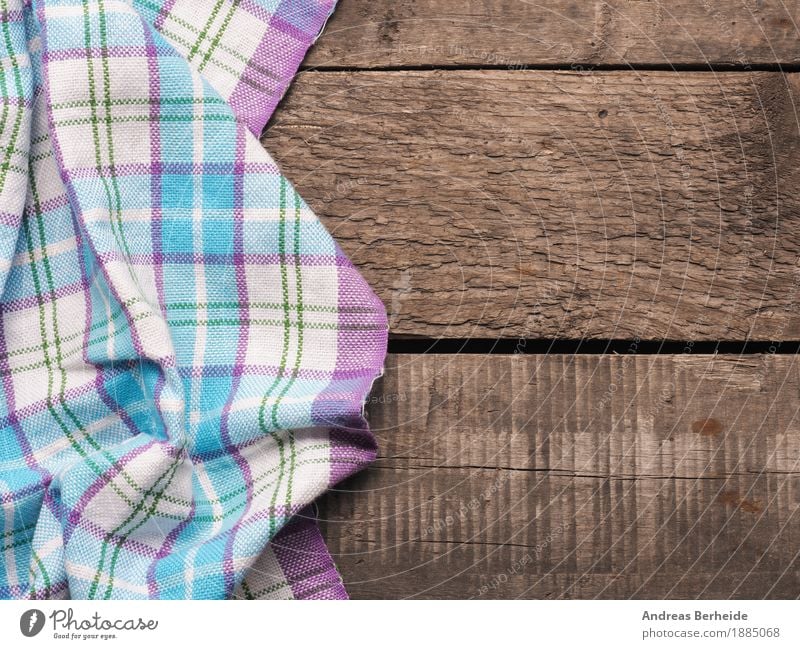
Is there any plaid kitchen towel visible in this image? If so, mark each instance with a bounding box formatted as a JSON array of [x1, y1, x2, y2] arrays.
[[0, 0, 387, 599]]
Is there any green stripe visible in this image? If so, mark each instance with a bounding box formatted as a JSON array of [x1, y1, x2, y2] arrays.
[[88, 456, 181, 599], [0, 295, 137, 362], [0, 0, 26, 196], [22, 115, 173, 592], [100, 460, 182, 599], [241, 579, 291, 599], [18, 185, 60, 601], [260, 177, 292, 538], [186, 0, 225, 63], [138, 0, 256, 71], [28, 550, 51, 599], [1, 310, 148, 375], [80, 0, 139, 287], [51, 96, 227, 109], [271, 189, 307, 523], [196, 0, 240, 73], [81, 0, 186, 598], [51, 112, 236, 127], [165, 317, 349, 330], [25, 114, 150, 507], [239, 578, 256, 599], [167, 301, 338, 314], [1, 522, 35, 539], [152, 24, 248, 82]]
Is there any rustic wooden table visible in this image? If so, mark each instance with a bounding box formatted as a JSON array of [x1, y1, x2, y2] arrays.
[[262, 1, 800, 598]]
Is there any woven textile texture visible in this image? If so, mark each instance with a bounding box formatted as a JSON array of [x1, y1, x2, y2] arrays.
[[0, 0, 387, 599]]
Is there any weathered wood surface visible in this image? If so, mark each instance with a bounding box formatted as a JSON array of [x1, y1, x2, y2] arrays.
[[286, 2, 800, 599], [306, 0, 800, 69], [264, 70, 800, 340], [319, 354, 800, 598]]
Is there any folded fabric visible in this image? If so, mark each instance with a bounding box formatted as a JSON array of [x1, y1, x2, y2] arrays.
[[0, 0, 387, 599]]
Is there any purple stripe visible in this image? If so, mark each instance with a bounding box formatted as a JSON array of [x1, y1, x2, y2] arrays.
[[7, 578, 68, 600], [43, 44, 171, 61], [23, 192, 71, 216], [147, 495, 194, 599], [140, 16, 175, 566], [271, 511, 348, 600], [268, 13, 314, 43], [322, 248, 386, 486], [0, 8, 24, 21], [95, 251, 368, 268], [0, 477, 49, 505], [0, 96, 29, 106], [176, 363, 380, 381], [63, 160, 279, 177], [0, 209, 24, 226], [0, 316, 43, 474], [227, 1, 336, 135], [0, 363, 134, 427], [233, 0, 272, 24], [1, 279, 86, 312], [152, 0, 179, 30], [147, 20, 165, 317], [142, 18, 188, 599], [328, 428, 377, 486], [220, 120, 255, 597], [0, 359, 376, 433]]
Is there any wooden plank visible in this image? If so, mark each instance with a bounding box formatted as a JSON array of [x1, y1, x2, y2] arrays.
[[307, 0, 800, 68], [263, 70, 800, 339], [319, 354, 800, 598]]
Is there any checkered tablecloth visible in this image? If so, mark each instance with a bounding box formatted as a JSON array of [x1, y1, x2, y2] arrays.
[[0, 0, 386, 599]]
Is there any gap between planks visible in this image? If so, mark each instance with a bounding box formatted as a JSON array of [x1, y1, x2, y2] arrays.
[[320, 353, 800, 599], [305, 0, 800, 69], [264, 69, 800, 340]]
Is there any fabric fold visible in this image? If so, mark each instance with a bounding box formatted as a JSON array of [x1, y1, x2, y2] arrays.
[[0, 0, 386, 600]]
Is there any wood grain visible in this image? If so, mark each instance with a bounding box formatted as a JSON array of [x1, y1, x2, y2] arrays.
[[306, 0, 800, 69], [320, 354, 800, 598], [264, 70, 800, 340]]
